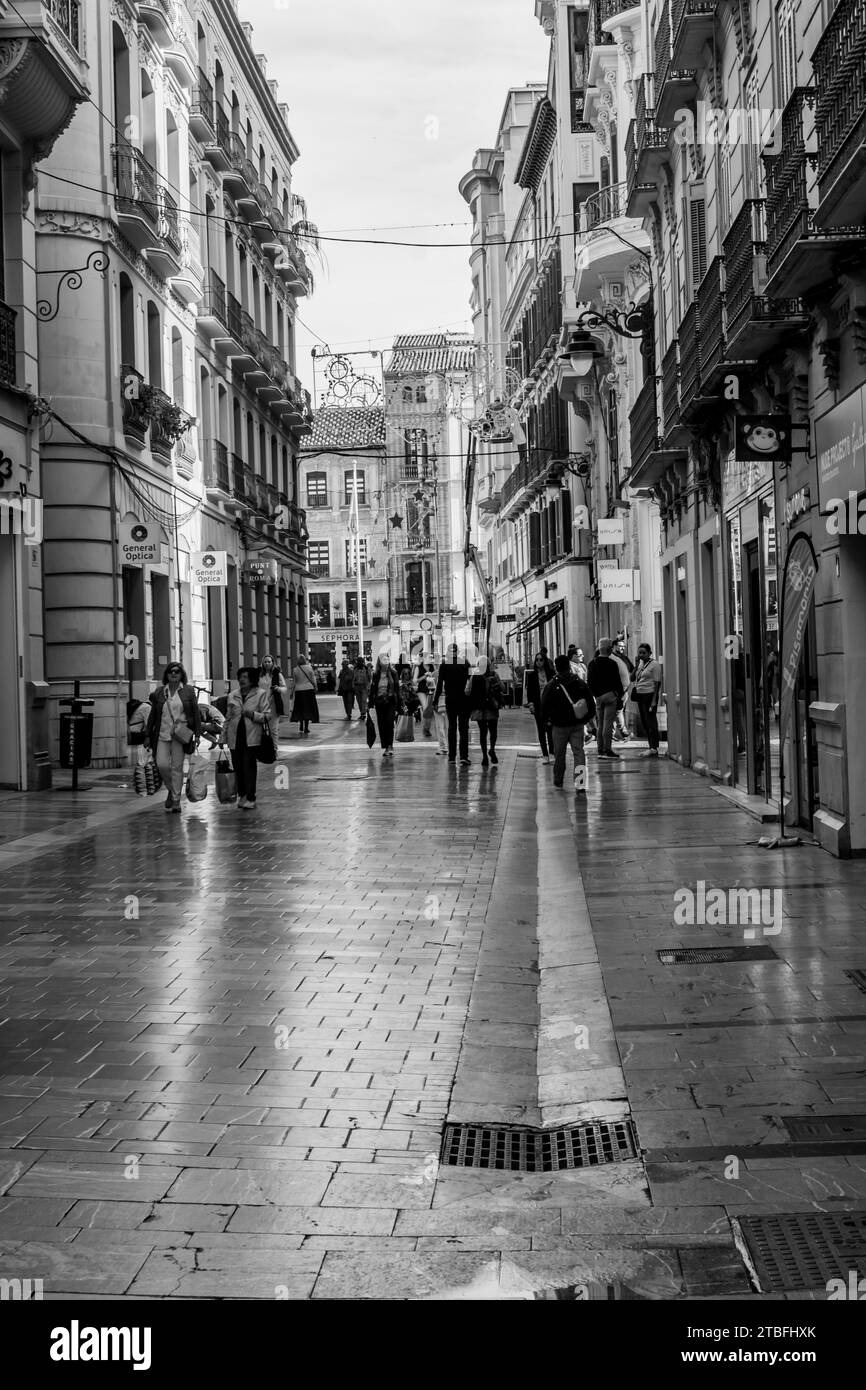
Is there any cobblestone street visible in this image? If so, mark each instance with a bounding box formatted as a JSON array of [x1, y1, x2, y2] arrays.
[[1, 701, 864, 1300]]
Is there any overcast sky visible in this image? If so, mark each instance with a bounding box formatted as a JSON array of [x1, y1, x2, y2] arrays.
[[242, 0, 547, 396]]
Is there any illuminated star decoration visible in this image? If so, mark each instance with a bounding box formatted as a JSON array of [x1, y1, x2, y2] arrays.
[[389, 512, 403, 528], [310, 611, 323, 626]]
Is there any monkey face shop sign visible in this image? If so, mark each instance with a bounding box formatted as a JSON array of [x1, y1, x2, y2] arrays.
[[735, 415, 792, 464], [815, 385, 866, 513], [191, 551, 227, 586]]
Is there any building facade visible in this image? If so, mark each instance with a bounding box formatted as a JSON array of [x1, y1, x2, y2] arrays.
[[0, 0, 90, 789], [383, 334, 478, 658], [627, 0, 866, 855], [33, 0, 313, 769], [460, 1, 662, 672], [299, 405, 389, 675]]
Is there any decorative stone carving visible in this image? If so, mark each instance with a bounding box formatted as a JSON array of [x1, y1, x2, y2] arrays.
[[0, 39, 30, 103], [38, 211, 104, 238]]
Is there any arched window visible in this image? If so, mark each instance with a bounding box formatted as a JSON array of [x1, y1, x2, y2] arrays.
[[231, 91, 240, 135], [259, 143, 266, 182], [119, 273, 135, 367], [146, 301, 162, 388], [140, 71, 157, 167], [264, 284, 272, 343], [196, 21, 206, 72], [199, 365, 212, 447], [251, 265, 260, 327], [282, 190, 290, 228], [171, 328, 183, 406], [215, 60, 225, 108], [166, 110, 180, 190], [416, 384, 427, 403], [224, 227, 234, 294], [271, 166, 279, 202], [112, 23, 131, 139]]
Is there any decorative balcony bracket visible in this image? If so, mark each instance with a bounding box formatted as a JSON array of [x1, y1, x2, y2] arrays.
[[36, 251, 110, 322]]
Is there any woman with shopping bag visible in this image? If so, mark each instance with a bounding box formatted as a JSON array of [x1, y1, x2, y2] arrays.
[[145, 663, 202, 812], [223, 666, 271, 810], [369, 653, 404, 757], [468, 656, 503, 768], [259, 654, 288, 741]]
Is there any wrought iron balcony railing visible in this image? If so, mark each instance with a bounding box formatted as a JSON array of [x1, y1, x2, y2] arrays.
[[190, 69, 214, 134], [764, 87, 814, 273], [678, 301, 700, 413], [0, 301, 16, 387], [46, 0, 83, 52], [580, 181, 628, 230], [660, 339, 680, 442], [696, 255, 725, 383], [114, 141, 159, 233], [812, 0, 866, 196], [628, 373, 660, 476], [204, 439, 230, 493]]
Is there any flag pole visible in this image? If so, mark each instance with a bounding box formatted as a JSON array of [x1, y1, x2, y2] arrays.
[[352, 457, 365, 662]]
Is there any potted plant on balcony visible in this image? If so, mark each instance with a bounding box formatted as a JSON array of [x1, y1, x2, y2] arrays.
[[155, 400, 195, 444]]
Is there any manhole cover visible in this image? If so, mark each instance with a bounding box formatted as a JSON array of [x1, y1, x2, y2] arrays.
[[781, 1115, 866, 1142], [845, 969, 866, 994], [737, 1212, 866, 1292], [440, 1119, 638, 1172], [657, 945, 779, 964]]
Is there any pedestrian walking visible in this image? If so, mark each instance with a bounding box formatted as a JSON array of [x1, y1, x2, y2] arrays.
[[634, 642, 663, 758], [468, 655, 502, 767], [337, 658, 355, 719], [541, 654, 595, 790], [416, 662, 437, 739], [352, 655, 371, 719], [612, 637, 635, 742], [587, 639, 624, 758], [146, 662, 202, 812], [369, 652, 404, 756], [567, 644, 588, 681], [258, 654, 288, 740], [290, 654, 320, 736], [524, 649, 555, 762], [433, 643, 473, 765], [224, 666, 271, 810]]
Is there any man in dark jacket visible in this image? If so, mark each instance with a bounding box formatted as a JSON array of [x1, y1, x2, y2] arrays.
[[433, 643, 472, 765], [541, 655, 596, 789], [587, 638, 623, 758]]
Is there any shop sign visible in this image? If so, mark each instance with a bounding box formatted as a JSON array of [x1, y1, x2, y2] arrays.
[[735, 415, 792, 464], [118, 520, 160, 565], [596, 558, 618, 574], [191, 551, 227, 586], [241, 557, 278, 585], [314, 629, 361, 641], [597, 516, 626, 545], [600, 568, 639, 602], [784, 487, 810, 526], [815, 384, 866, 512], [722, 454, 773, 512], [496, 613, 516, 623], [779, 535, 818, 744]]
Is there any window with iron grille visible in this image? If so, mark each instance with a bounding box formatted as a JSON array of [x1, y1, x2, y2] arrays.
[[344, 469, 366, 505], [345, 538, 368, 576], [309, 591, 330, 627], [307, 540, 329, 577], [306, 471, 328, 507]]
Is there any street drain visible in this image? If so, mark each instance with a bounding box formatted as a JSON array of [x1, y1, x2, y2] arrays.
[[657, 945, 779, 964], [736, 1212, 866, 1292], [440, 1119, 638, 1172], [845, 969, 866, 994], [781, 1114, 866, 1142]]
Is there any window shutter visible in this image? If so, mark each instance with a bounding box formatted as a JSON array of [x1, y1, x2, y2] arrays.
[[528, 512, 542, 569], [548, 499, 558, 557], [561, 490, 573, 555], [687, 192, 707, 294]]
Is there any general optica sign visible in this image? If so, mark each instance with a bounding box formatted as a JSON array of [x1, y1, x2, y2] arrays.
[[815, 384, 866, 512], [778, 533, 818, 746]]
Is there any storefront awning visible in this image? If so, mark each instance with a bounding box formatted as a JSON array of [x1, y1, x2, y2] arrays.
[[505, 599, 565, 643]]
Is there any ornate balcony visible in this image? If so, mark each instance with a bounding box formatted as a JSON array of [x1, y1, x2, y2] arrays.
[[696, 255, 726, 389], [0, 2, 90, 150], [113, 140, 180, 276], [136, 1, 173, 48], [148, 387, 176, 462], [147, 188, 181, 279], [813, 0, 866, 226], [580, 181, 628, 230], [626, 77, 670, 216], [670, 0, 717, 70], [722, 199, 808, 358], [653, 0, 698, 124], [203, 106, 232, 171], [189, 70, 214, 141], [170, 218, 205, 305], [659, 338, 687, 452], [764, 87, 866, 296], [224, 132, 257, 199], [163, 0, 195, 87], [231, 310, 262, 376], [230, 451, 249, 505], [393, 596, 438, 615], [120, 365, 149, 445], [204, 440, 231, 496], [628, 373, 661, 485], [678, 301, 700, 416], [0, 302, 16, 387]]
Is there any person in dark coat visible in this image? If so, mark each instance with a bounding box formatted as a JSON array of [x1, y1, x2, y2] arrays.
[[587, 638, 623, 757], [369, 653, 404, 756], [352, 656, 371, 719], [290, 655, 320, 736], [524, 649, 555, 761], [541, 654, 595, 790], [146, 662, 202, 812], [468, 656, 503, 768], [337, 659, 355, 719], [433, 643, 472, 765]]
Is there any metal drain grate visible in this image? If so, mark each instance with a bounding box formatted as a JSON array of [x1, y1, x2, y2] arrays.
[[738, 1212, 866, 1292], [440, 1119, 639, 1172], [845, 969, 866, 994], [781, 1114, 866, 1142], [657, 945, 779, 964]]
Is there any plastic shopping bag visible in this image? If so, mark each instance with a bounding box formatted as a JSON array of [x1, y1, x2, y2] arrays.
[[434, 710, 448, 754], [395, 713, 415, 743], [214, 753, 237, 804], [185, 749, 210, 802]]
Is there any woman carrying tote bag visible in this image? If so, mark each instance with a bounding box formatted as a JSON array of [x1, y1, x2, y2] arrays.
[[146, 663, 202, 812], [290, 655, 320, 736], [369, 653, 404, 756], [224, 666, 270, 810]]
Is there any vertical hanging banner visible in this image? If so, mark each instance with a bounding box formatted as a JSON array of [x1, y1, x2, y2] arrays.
[[778, 533, 818, 745]]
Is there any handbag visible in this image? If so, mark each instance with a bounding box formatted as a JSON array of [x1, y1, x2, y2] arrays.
[[172, 719, 195, 748], [365, 712, 376, 748], [185, 750, 210, 802], [396, 713, 415, 743], [255, 718, 277, 764], [214, 753, 237, 804], [572, 698, 589, 721]]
